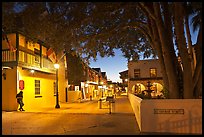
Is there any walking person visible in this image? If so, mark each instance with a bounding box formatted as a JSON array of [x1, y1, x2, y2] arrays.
[[16, 91, 25, 111]]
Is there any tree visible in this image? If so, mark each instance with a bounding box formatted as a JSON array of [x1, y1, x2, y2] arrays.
[[2, 2, 202, 99], [190, 2, 202, 98], [66, 50, 86, 85], [78, 2, 202, 99]]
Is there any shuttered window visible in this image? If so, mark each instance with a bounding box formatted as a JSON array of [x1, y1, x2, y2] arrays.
[[35, 80, 40, 95]]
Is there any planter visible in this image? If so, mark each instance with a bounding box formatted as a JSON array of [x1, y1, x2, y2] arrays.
[[128, 93, 202, 134]]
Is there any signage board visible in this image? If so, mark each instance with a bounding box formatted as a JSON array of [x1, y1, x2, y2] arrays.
[[19, 80, 24, 90], [106, 96, 114, 101]]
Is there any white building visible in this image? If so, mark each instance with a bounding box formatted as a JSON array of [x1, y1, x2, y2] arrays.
[[128, 59, 164, 97]]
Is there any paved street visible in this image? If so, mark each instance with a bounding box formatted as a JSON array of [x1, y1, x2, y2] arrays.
[[2, 94, 142, 135]]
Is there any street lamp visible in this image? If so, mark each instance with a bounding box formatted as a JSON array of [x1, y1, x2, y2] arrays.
[[54, 63, 60, 108]]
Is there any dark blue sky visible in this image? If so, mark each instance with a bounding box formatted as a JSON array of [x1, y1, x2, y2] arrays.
[[90, 49, 127, 82]]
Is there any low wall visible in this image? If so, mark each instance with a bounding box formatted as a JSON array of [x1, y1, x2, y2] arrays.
[[128, 93, 202, 134], [68, 91, 81, 102], [128, 93, 143, 130]]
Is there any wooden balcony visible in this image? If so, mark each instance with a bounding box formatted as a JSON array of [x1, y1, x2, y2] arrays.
[[2, 49, 55, 74], [2, 49, 17, 62]]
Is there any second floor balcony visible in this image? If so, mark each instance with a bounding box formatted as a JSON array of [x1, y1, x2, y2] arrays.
[[2, 49, 56, 74]]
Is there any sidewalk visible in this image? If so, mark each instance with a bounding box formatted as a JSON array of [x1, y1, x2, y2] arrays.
[[25, 94, 134, 115], [3, 95, 186, 135], [2, 94, 142, 135]]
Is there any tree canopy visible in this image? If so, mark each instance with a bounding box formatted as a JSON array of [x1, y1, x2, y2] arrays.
[[2, 2, 155, 62], [2, 2, 202, 99]]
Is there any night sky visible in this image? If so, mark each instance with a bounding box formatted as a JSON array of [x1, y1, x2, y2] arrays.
[[90, 25, 199, 82]]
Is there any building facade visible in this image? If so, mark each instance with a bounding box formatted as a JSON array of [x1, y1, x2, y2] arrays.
[[119, 70, 128, 92], [80, 67, 108, 100], [2, 31, 67, 111], [119, 70, 128, 84], [65, 56, 108, 102], [128, 59, 164, 97]]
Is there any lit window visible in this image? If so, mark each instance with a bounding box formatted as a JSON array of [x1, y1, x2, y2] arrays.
[[19, 51, 25, 62], [150, 68, 157, 77], [35, 56, 40, 64], [34, 48, 40, 65]]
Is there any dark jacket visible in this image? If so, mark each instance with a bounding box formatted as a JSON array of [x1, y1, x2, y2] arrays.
[[16, 91, 23, 99]]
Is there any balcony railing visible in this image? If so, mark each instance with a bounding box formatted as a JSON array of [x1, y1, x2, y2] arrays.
[[19, 50, 40, 68], [2, 49, 55, 72], [2, 50, 17, 62], [42, 57, 55, 70]]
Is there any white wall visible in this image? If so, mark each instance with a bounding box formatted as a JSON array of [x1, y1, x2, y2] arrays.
[[128, 59, 162, 79], [128, 93, 202, 134], [127, 59, 164, 94], [128, 93, 143, 130]]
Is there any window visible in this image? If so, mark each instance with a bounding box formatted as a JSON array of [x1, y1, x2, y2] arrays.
[[34, 48, 40, 65], [19, 51, 25, 62], [35, 56, 40, 63], [35, 80, 40, 95], [150, 68, 157, 77], [134, 69, 140, 78]]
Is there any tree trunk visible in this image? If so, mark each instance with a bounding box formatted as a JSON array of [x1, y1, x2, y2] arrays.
[[153, 3, 180, 98], [139, 5, 170, 98], [193, 57, 202, 98], [64, 46, 72, 88], [162, 3, 183, 98], [185, 15, 195, 74], [150, 18, 169, 98], [162, 2, 182, 98], [173, 3, 193, 99], [193, 23, 202, 98]]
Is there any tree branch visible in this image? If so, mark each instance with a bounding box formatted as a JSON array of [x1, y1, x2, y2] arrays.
[[139, 2, 156, 20], [126, 25, 153, 47]]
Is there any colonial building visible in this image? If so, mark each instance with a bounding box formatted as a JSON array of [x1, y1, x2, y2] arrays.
[[92, 68, 108, 98], [119, 70, 128, 84], [81, 67, 108, 100], [66, 56, 108, 102], [101, 72, 107, 85], [2, 31, 67, 111], [119, 70, 128, 92], [128, 59, 164, 97]]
